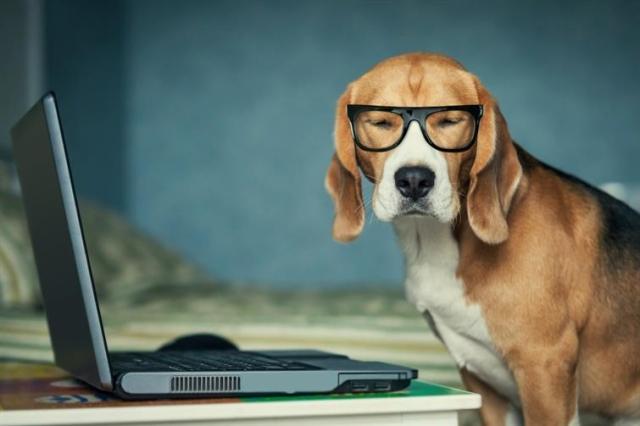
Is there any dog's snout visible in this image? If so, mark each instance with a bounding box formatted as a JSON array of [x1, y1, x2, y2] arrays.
[[394, 166, 435, 201]]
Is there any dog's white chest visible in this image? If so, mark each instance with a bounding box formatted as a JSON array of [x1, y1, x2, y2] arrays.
[[394, 218, 519, 403]]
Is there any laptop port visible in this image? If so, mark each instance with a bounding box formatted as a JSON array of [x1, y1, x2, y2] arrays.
[[373, 382, 391, 392], [351, 382, 370, 392]]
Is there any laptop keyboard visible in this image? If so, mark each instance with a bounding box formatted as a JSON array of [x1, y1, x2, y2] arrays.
[[110, 351, 319, 373]]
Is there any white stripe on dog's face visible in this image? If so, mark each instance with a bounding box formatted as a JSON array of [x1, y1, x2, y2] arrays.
[[372, 122, 459, 223]]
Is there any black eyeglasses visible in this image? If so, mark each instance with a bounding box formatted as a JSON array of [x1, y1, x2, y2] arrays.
[[347, 104, 483, 153]]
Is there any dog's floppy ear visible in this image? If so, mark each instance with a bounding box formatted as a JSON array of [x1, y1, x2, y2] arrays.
[[325, 87, 364, 243], [466, 77, 523, 244]]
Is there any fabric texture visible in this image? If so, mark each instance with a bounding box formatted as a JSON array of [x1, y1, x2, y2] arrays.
[[0, 285, 460, 386], [0, 171, 207, 308]]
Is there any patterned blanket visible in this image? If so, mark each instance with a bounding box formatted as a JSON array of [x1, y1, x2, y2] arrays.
[[0, 285, 461, 387]]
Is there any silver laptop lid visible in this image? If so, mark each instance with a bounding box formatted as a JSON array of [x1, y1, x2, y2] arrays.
[[11, 93, 113, 390]]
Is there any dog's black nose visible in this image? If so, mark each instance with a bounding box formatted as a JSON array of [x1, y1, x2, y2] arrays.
[[394, 166, 435, 201]]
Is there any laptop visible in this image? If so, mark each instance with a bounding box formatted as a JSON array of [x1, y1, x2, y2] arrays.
[[10, 92, 417, 399]]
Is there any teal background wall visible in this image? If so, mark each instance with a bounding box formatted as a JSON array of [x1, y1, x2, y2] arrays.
[[45, 1, 127, 212], [39, 0, 640, 287]]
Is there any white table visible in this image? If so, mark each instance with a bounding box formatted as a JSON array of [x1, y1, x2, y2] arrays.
[[1, 380, 480, 426]]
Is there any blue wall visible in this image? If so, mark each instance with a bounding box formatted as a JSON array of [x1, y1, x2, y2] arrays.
[[46, 0, 127, 212], [45, 0, 640, 288]]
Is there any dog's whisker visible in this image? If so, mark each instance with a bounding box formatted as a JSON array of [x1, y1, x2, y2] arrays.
[[367, 207, 377, 225], [355, 194, 372, 215]]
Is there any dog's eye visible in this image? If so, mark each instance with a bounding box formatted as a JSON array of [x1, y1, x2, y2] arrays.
[[437, 118, 461, 128], [367, 119, 393, 129]]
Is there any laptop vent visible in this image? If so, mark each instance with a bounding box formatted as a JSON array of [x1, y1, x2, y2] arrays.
[[170, 375, 241, 393]]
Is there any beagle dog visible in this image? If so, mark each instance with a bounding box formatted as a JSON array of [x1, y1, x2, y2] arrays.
[[325, 53, 640, 425]]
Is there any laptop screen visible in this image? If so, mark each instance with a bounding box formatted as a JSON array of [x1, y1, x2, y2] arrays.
[[10, 93, 113, 390]]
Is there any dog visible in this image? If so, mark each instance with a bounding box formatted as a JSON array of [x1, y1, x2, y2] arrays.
[[325, 52, 640, 425]]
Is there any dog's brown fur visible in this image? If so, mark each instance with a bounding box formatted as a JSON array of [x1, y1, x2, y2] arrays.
[[326, 52, 640, 425]]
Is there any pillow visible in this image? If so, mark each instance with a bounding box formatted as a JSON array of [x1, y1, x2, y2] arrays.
[[0, 189, 40, 307], [0, 187, 210, 309]]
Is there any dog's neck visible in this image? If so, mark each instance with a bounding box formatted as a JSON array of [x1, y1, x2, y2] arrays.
[[392, 216, 459, 308], [392, 215, 458, 267]]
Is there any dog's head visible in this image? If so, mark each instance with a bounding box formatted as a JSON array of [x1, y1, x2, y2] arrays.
[[325, 53, 522, 244]]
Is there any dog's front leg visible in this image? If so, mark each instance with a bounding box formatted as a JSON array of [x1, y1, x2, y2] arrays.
[[511, 352, 579, 426], [460, 368, 521, 426]]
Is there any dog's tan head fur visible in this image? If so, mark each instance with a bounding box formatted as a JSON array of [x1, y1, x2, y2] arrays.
[[325, 52, 523, 244]]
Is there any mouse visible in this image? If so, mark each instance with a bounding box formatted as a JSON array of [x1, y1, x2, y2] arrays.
[[157, 333, 239, 352]]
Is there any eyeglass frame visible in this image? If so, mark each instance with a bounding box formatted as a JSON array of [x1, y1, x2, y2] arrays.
[[346, 104, 484, 153]]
